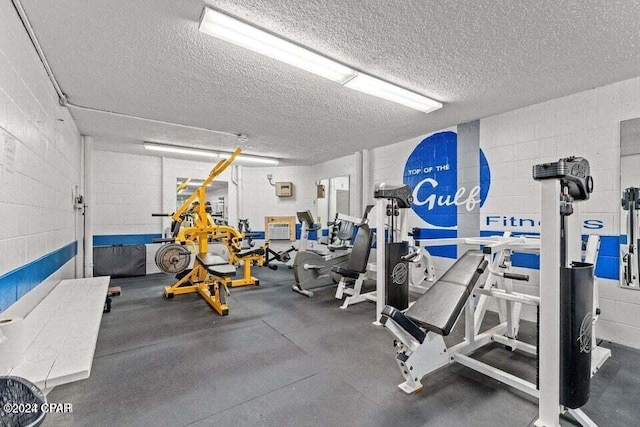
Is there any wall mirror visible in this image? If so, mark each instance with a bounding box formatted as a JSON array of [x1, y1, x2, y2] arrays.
[[176, 177, 228, 224], [316, 176, 350, 226], [619, 117, 640, 290]]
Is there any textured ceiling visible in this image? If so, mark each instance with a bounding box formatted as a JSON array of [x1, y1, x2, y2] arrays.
[[19, 0, 640, 164]]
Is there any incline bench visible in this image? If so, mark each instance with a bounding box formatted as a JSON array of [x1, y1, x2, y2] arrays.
[[380, 250, 488, 393], [382, 250, 487, 342], [2, 277, 110, 392]]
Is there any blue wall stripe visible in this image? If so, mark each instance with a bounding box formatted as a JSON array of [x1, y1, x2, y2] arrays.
[[94, 234, 162, 246], [294, 224, 318, 241], [478, 230, 620, 280], [413, 228, 457, 259], [0, 241, 77, 312]]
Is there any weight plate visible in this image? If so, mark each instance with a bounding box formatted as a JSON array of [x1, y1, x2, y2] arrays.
[[155, 243, 191, 274]]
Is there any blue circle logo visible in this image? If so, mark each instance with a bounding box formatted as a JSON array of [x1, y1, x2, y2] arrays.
[[403, 131, 491, 228]]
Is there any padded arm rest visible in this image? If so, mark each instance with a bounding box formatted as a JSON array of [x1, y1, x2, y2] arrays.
[[381, 306, 426, 344], [331, 266, 361, 279]]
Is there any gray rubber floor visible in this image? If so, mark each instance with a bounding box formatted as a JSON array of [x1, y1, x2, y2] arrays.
[[44, 268, 640, 426]]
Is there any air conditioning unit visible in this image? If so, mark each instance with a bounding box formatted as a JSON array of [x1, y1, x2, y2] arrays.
[[268, 223, 291, 240], [264, 216, 296, 241]]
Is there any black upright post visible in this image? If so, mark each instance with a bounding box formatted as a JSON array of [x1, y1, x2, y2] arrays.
[[559, 261, 594, 409], [385, 241, 409, 310]]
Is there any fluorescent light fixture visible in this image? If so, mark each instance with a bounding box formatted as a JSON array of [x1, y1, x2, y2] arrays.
[[199, 7, 356, 84], [143, 142, 280, 165], [222, 154, 279, 165], [344, 73, 442, 113], [144, 142, 219, 158], [199, 7, 442, 113]]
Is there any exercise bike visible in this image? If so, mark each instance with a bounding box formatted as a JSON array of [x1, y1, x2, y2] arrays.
[[292, 207, 372, 297]]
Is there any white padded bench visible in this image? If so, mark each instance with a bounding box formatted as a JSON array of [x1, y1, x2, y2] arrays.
[[4, 277, 110, 392]]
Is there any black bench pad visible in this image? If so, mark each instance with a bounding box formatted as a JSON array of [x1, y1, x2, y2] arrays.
[[405, 250, 485, 336], [381, 306, 426, 344], [237, 247, 265, 257], [196, 254, 237, 277]]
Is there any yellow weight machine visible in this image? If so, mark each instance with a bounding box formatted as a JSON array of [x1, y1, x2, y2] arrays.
[[152, 147, 267, 315]]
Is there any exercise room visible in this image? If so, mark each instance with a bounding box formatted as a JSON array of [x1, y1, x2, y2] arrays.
[[1, 1, 639, 426]]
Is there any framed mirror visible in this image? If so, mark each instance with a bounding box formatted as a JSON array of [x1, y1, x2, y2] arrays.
[[619, 118, 640, 290]]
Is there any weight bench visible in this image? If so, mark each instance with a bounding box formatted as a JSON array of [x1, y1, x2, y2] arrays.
[[380, 250, 488, 393], [164, 254, 237, 316], [196, 254, 237, 277], [333, 224, 375, 308]]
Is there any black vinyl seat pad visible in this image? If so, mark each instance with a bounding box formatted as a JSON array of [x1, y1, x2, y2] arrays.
[[405, 250, 485, 336], [331, 224, 374, 280], [196, 254, 237, 277]]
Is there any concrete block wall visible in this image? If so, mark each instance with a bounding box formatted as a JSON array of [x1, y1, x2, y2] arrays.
[[479, 77, 640, 348], [91, 149, 238, 274], [93, 150, 162, 236], [92, 149, 162, 274], [343, 78, 640, 348], [312, 153, 358, 216], [0, 1, 82, 311], [239, 165, 315, 235], [368, 127, 459, 277]]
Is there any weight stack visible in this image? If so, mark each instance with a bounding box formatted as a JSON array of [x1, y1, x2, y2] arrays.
[[385, 242, 409, 310], [559, 261, 594, 409]]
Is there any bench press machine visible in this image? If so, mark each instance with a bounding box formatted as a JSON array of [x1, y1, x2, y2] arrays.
[[153, 148, 267, 315], [381, 156, 610, 427]]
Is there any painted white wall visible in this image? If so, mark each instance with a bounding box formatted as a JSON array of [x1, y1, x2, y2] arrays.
[[91, 148, 238, 274], [93, 150, 162, 236], [313, 153, 358, 215], [479, 77, 639, 348], [0, 1, 82, 310], [239, 165, 315, 235], [351, 79, 640, 348]]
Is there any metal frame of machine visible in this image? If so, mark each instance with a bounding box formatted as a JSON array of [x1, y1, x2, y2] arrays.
[[621, 187, 640, 289], [380, 156, 610, 427], [153, 148, 267, 315], [292, 208, 372, 297], [335, 185, 434, 314]]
